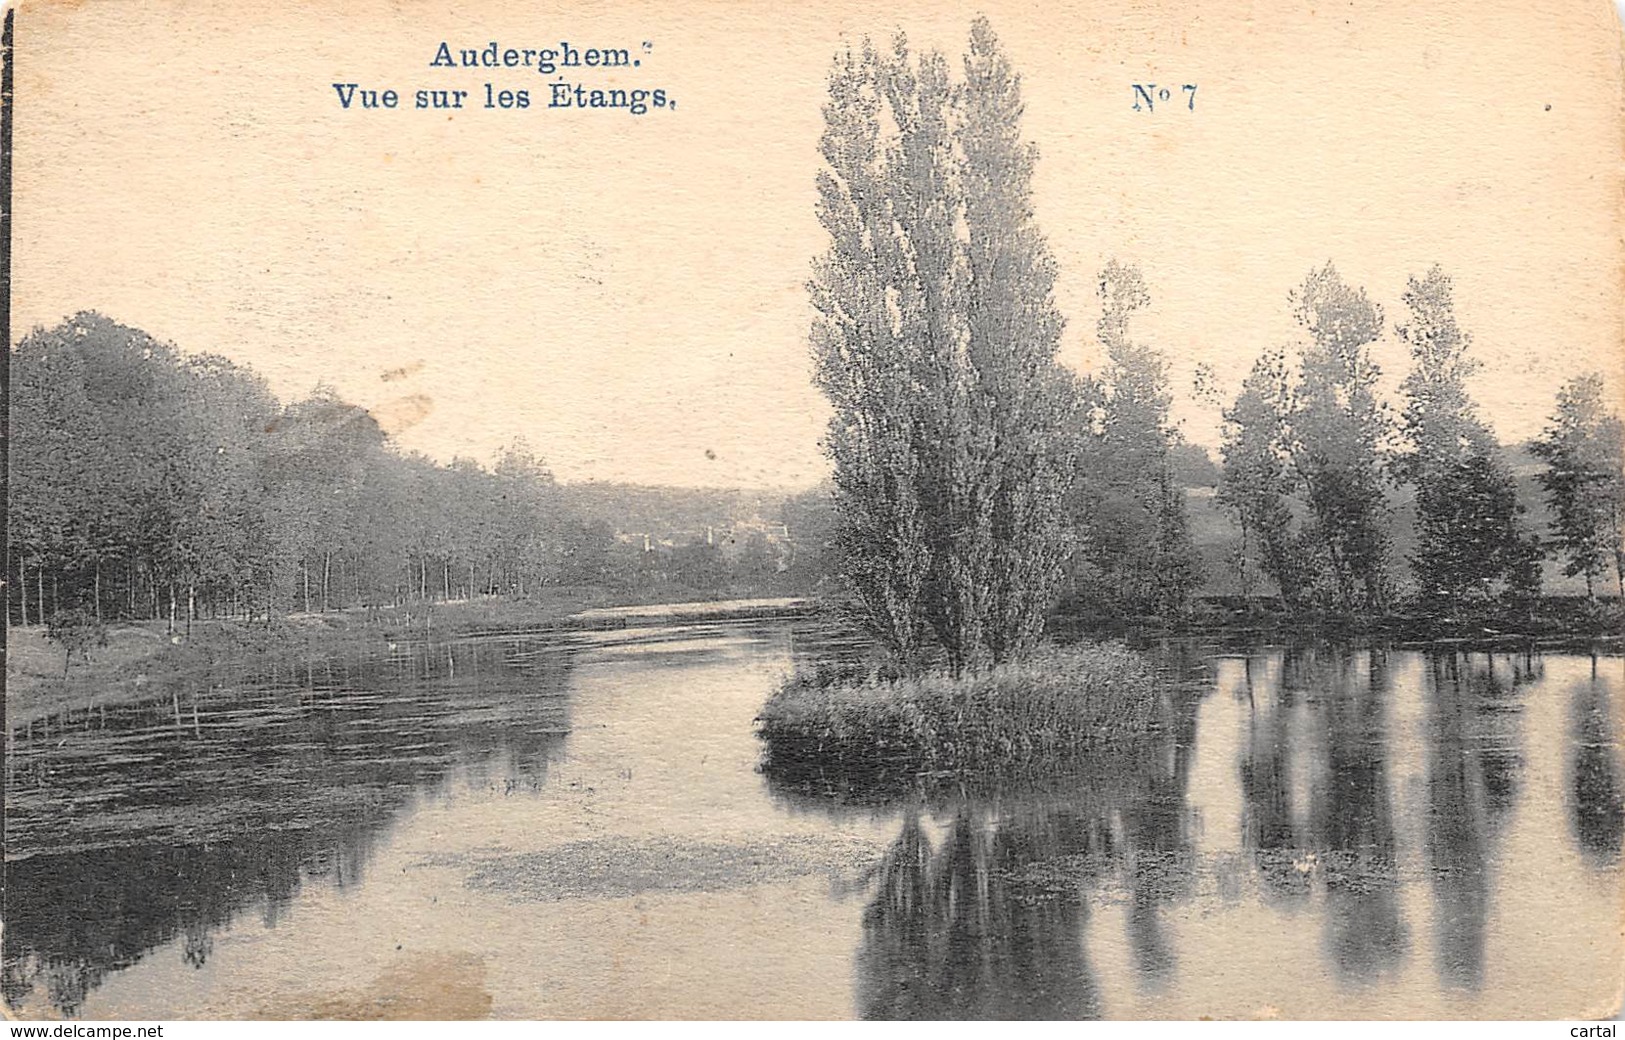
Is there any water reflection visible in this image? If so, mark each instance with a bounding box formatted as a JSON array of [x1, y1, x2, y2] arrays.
[[855, 806, 1102, 1019], [3, 636, 576, 1016], [1570, 658, 1625, 864], [1116, 682, 1202, 989], [1310, 650, 1409, 981], [6, 625, 1622, 1020]]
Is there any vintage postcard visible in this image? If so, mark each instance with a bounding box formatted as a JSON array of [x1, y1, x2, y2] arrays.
[[3, 0, 1623, 1023]]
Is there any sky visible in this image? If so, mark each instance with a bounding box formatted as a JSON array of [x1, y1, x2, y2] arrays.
[[13, 0, 1624, 489]]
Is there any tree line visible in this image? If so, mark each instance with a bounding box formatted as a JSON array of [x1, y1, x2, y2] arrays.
[[810, 17, 1625, 673], [8, 312, 822, 633]]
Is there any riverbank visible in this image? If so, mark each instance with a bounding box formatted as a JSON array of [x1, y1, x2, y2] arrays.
[[5, 591, 816, 733]]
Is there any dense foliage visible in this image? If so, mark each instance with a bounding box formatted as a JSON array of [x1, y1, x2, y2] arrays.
[[757, 642, 1161, 779], [8, 313, 819, 630], [1396, 267, 1541, 605], [1532, 373, 1625, 600], [1069, 260, 1202, 618]]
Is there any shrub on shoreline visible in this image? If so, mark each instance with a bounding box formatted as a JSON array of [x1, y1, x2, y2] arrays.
[[756, 642, 1163, 783]]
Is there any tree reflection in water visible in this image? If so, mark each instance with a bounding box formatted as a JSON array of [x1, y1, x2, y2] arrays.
[[1309, 649, 1410, 982], [1234, 647, 1534, 988], [774, 642, 1625, 1018], [854, 806, 1103, 1019], [1118, 679, 1202, 988], [1570, 658, 1625, 865]]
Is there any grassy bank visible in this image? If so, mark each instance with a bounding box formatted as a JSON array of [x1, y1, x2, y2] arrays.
[[756, 642, 1162, 789], [5, 589, 815, 733]]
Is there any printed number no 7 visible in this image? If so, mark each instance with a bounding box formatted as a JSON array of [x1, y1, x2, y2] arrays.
[[1132, 84, 1196, 112]]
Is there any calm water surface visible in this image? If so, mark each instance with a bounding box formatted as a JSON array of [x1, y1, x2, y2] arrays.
[[4, 621, 1622, 1018]]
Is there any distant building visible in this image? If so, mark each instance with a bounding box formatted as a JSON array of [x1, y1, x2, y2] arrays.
[[716, 516, 791, 570]]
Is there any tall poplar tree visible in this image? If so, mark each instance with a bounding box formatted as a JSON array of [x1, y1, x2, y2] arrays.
[[1396, 266, 1536, 604], [808, 39, 934, 667], [1288, 263, 1393, 612], [808, 18, 1075, 672]]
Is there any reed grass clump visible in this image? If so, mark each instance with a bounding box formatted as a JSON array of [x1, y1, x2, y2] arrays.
[[757, 642, 1161, 780]]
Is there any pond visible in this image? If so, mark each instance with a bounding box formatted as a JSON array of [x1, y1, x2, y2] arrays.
[[4, 621, 1621, 1019]]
